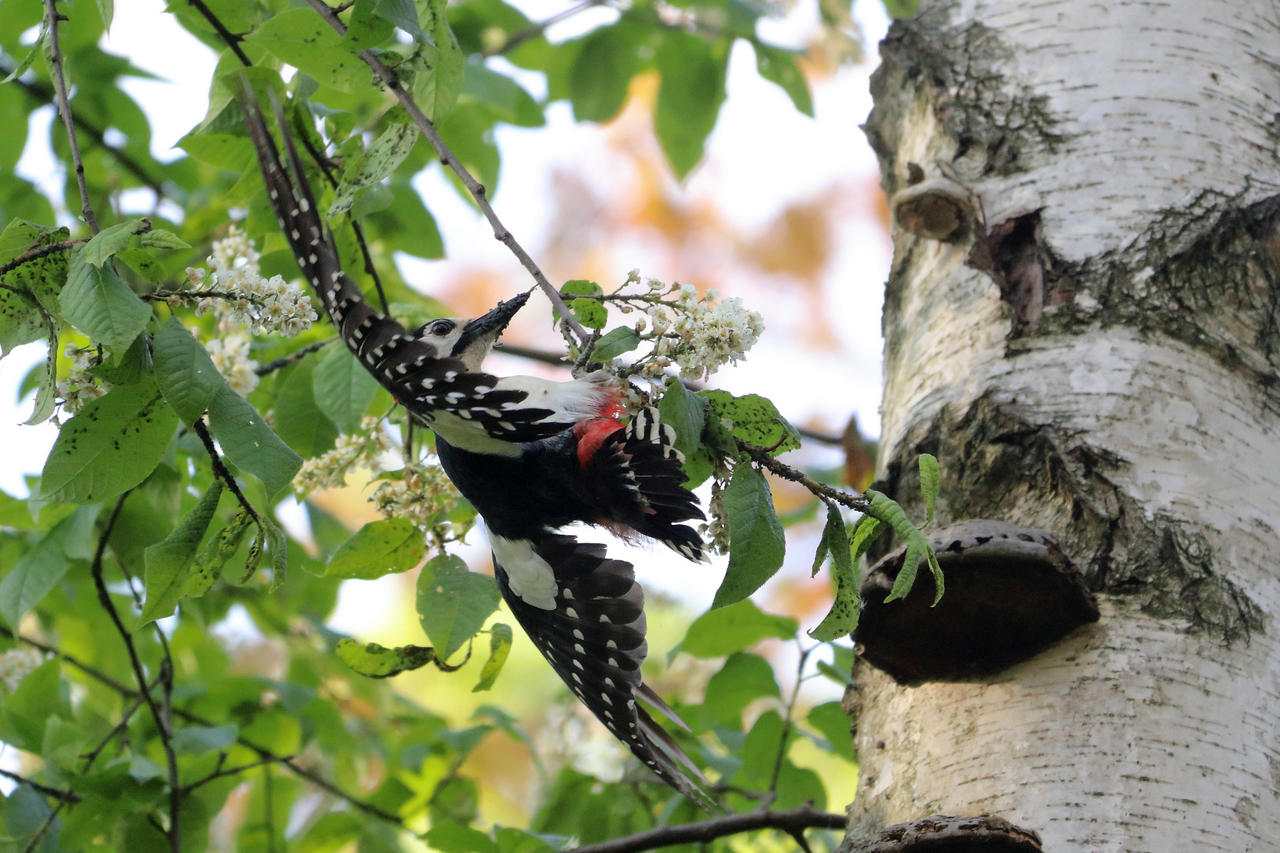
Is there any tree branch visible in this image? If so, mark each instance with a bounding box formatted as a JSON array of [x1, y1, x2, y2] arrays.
[[0, 769, 79, 804], [42, 0, 99, 234], [567, 807, 846, 853], [301, 0, 589, 345], [185, 0, 253, 66], [0, 238, 88, 280], [483, 0, 607, 57], [741, 442, 870, 512], [193, 417, 262, 524], [253, 337, 337, 376], [87, 491, 181, 852]]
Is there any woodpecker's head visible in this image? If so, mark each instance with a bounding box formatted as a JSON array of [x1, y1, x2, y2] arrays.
[[416, 291, 529, 370]]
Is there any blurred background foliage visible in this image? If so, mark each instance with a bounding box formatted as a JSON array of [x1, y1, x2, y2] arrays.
[[0, 0, 906, 848]]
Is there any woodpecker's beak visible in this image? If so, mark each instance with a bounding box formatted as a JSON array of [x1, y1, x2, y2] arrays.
[[451, 291, 530, 358]]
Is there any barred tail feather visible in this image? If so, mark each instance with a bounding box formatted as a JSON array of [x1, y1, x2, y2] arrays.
[[491, 531, 714, 809]]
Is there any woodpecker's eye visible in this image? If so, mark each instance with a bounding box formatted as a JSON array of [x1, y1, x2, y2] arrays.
[[427, 319, 456, 337]]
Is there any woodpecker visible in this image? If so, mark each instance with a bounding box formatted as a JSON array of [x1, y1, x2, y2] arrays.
[[239, 86, 712, 807]]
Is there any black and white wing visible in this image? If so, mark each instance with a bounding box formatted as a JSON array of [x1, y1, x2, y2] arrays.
[[489, 530, 714, 809]]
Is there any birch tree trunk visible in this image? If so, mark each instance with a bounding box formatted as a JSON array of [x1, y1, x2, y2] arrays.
[[846, 1, 1280, 850]]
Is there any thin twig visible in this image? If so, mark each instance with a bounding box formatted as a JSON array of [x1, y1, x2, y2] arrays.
[[181, 756, 280, 794], [253, 337, 337, 376], [483, 0, 606, 57], [0, 769, 79, 803], [193, 417, 262, 524], [87, 491, 181, 852], [185, 0, 253, 66], [301, 0, 589, 345], [741, 442, 870, 512], [566, 807, 846, 853], [0, 238, 88, 280], [763, 644, 813, 808], [42, 0, 99, 234]]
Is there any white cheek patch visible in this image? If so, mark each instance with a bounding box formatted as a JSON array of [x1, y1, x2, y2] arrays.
[[490, 531, 559, 610]]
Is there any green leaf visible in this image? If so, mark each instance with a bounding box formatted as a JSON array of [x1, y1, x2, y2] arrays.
[[345, 0, 396, 48], [495, 827, 557, 853], [919, 453, 940, 526], [262, 514, 289, 591], [138, 229, 190, 251], [711, 465, 785, 608], [427, 819, 500, 853], [809, 503, 859, 641], [324, 518, 426, 579], [4, 659, 67, 751], [754, 43, 813, 117], [569, 25, 639, 122], [472, 623, 512, 692], [313, 342, 381, 433], [81, 219, 146, 267], [272, 359, 339, 457], [410, 0, 465, 121], [153, 317, 227, 424], [701, 389, 801, 455], [206, 385, 302, 500], [699, 652, 779, 729], [141, 482, 224, 623], [655, 32, 727, 178], [1, 20, 47, 85], [0, 220, 67, 354], [40, 380, 178, 504], [373, 0, 428, 42], [678, 599, 797, 659], [560, 280, 605, 330], [336, 638, 436, 678], [659, 378, 713, 486], [329, 118, 418, 217], [0, 506, 98, 627], [417, 554, 500, 661], [171, 724, 239, 755], [867, 490, 944, 605], [245, 9, 369, 93], [461, 61, 543, 127], [21, 338, 57, 425], [806, 701, 854, 761], [589, 327, 639, 362], [59, 250, 151, 353]]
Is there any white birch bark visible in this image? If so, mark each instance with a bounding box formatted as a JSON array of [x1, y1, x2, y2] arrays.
[[847, 1, 1280, 850]]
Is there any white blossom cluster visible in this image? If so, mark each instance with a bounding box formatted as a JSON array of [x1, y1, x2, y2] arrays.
[[0, 646, 47, 692], [608, 275, 764, 381], [698, 463, 732, 555], [187, 225, 317, 338], [205, 333, 260, 396], [294, 417, 397, 494], [293, 419, 462, 545], [370, 462, 461, 544], [56, 343, 108, 415]]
